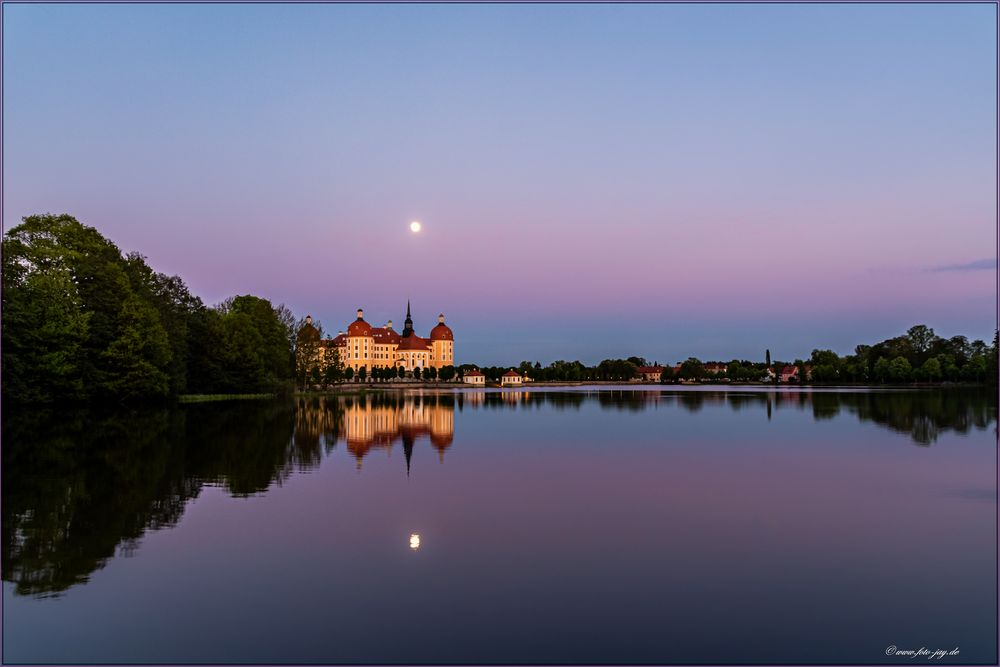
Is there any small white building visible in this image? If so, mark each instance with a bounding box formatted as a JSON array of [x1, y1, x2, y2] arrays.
[[463, 369, 485, 385], [501, 370, 523, 386]]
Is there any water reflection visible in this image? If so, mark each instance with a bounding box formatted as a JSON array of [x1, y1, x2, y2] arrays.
[[2, 388, 994, 599]]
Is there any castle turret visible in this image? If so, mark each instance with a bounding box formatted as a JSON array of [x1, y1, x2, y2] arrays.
[[430, 313, 454, 369], [345, 307, 374, 372]]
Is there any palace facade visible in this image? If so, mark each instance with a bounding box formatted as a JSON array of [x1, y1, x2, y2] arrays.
[[301, 302, 454, 373]]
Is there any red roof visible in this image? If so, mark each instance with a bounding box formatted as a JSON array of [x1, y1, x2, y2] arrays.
[[430, 322, 453, 341], [347, 317, 372, 336], [370, 327, 401, 344], [465, 369, 484, 376], [397, 334, 430, 351], [320, 334, 347, 348], [502, 370, 520, 377], [636, 366, 664, 374]]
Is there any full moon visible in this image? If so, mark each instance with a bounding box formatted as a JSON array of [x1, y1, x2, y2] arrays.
[[409, 221, 422, 233], [409, 533, 421, 550]]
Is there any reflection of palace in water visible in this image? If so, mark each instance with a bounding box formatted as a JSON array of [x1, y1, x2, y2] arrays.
[[341, 396, 454, 469]]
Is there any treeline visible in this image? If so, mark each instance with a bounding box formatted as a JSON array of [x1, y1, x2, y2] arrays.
[[463, 358, 643, 382], [2, 214, 297, 404], [467, 324, 998, 385], [798, 325, 997, 384]]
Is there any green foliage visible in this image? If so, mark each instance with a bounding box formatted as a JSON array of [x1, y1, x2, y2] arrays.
[[919, 358, 942, 382], [439, 365, 456, 381], [2, 214, 293, 403], [595, 359, 638, 380], [344, 367, 355, 381], [425, 366, 438, 380], [322, 349, 344, 385], [413, 366, 422, 380], [873, 357, 891, 383], [1, 257, 90, 402], [678, 357, 705, 380], [294, 317, 322, 388], [99, 292, 172, 401], [888, 356, 912, 382]]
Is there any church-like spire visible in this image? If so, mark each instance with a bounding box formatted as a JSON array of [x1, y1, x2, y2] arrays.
[[402, 300, 414, 337], [402, 432, 415, 476]]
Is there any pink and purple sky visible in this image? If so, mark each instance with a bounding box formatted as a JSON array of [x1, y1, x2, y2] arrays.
[[3, 3, 996, 364]]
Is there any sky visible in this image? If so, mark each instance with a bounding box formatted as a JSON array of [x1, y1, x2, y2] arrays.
[[3, 3, 997, 365]]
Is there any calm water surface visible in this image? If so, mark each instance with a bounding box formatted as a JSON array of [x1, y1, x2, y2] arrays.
[[3, 387, 997, 664]]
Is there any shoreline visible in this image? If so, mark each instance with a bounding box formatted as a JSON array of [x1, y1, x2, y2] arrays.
[[289, 380, 991, 396]]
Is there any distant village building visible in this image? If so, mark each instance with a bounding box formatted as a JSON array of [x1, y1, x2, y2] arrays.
[[704, 362, 728, 375], [634, 365, 665, 382], [500, 369, 523, 386], [779, 365, 799, 383], [463, 369, 485, 385], [299, 302, 454, 374]]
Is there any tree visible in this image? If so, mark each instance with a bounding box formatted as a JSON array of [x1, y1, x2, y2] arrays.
[[873, 357, 891, 383], [1, 259, 90, 402], [99, 292, 173, 401], [425, 366, 438, 381], [765, 349, 771, 367], [439, 365, 456, 381], [358, 366, 367, 382], [988, 331, 999, 386], [322, 353, 343, 384], [1, 214, 193, 403], [295, 316, 323, 388], [344, 367, 354, 382], [397, 365, 406, 379], [413, 366, 422, 380], [274, 303, 297, 351], [678, 357, 705, 381], [123, 252, 203, 395], [226, 295, 294, 387], [627, 356, 647, 368], [907, 325, 937, 357], [919, 358, 942, 382], [888, 356, 912, 383]]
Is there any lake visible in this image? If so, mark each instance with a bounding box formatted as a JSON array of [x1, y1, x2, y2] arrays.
[[3, 387, 997, 664]]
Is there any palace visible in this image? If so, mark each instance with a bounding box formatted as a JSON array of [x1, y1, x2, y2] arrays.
[[302, 302, 454, 373]]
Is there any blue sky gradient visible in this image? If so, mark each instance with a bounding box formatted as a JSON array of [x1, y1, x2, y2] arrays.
[[3, 3, 996, 364]]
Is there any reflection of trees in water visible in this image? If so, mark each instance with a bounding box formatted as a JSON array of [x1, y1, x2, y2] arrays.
[[468, 388, 995, 446], [679, 389, 992, 446], [2, 401, 299, 598], [838, 390, 996, 446], [3, 409, 190, 598], [3, 388, 995, 598], [1, 394, 457, 597]]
